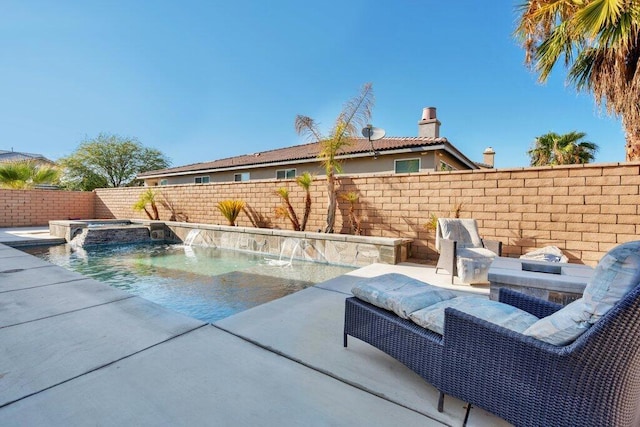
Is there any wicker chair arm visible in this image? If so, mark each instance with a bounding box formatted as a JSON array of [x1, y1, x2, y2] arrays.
[[498, 288, 563, 318], [443, 307, 563, 356], [482, 239, 502, 256]]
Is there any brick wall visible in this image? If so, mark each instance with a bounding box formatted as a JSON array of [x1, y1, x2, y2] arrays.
[[0, 189, 95, 227], [94, 162, 640, 266]]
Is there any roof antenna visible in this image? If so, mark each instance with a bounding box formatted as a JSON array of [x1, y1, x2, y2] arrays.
[[361, 124, 385, 159]]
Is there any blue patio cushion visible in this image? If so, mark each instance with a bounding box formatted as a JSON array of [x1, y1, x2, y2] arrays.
[[351, 273, 456, 319], [522, 241, 640, 346], [437, 218, 483, 250], [523, 298, 591, 346], [409, 296, 539, 335], [456, 247, 497, 283], [582, 240, 640, 323]]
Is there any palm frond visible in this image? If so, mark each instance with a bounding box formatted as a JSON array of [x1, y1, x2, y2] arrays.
[[294, 115, 324, 142]]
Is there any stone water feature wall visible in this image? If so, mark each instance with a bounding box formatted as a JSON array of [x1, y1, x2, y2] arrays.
[[164, 222, 409, 267], [49, 219, 410, 267]]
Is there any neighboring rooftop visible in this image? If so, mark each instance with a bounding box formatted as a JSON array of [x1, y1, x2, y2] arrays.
[[0, 149, 54, 165], [138, 106, 495, 184], [138, 136, 476, 178]]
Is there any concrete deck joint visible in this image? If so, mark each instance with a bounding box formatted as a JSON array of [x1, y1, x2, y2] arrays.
[[0, 295, 135, 330], [211, 323, 447, 425], [0, 323, 209, 410]]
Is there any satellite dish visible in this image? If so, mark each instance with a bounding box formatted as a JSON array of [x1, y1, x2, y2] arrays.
[[362, 125, 386, 141], [362, 125, 385, 159]]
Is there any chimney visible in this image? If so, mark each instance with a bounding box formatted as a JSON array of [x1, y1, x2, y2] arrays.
[[483, 146, 495, 168], [418, 107, 440, 138]]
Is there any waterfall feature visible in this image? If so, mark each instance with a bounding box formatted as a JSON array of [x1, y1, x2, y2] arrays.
[[266, 238, 302, 267], [183, 229, 201, 246]]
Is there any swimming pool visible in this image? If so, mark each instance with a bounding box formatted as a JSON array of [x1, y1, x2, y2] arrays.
[[24, 243, 354, 323]]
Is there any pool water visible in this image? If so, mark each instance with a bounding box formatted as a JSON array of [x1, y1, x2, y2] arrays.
[[24, 243, 354, 323]]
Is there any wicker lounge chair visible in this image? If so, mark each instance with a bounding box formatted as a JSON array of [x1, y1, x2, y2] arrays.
[[435, 218, 502, 284], [344, 242, 640, 426]]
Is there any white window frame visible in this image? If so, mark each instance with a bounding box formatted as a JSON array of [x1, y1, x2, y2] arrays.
[[194, 176, 210, 184], [159, 179, 168, 186], [234, 172, 250, 182], [276, 168, 296, 179], [394, 158, 421, 174]]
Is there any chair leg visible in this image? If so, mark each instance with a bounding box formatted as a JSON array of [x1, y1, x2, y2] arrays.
[[437, 391, 445, 412], [343, 333, 348, 348], [462, 402, 472, 426]]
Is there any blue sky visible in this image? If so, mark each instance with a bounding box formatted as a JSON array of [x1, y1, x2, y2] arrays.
[[0, 1, 627, 169]]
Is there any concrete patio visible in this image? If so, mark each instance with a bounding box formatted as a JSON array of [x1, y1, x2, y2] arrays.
[[0, 228, 511, 426]]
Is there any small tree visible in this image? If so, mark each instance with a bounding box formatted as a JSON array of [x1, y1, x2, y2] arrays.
[[59, 133, 170, 190], [295, 83, 374, 233], [0, 161, 60, 189], [133, 189, 160, 220], [296, 172, 313, 232], [340, 192, 362, 235], [275, 187, 301, 231], [217, 200, 245, 226]]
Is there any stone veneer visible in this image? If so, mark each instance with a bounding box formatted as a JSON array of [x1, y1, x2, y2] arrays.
[[49, 219, 411, 267], [163, 221, 410, 267]]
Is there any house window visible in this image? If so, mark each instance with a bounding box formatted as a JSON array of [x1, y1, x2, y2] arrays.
[[194, 176, 210, 184], [234, 172, 250, 182], [395, 158, 420, 174], [159, 179, 168, 186], [439, 161, 454, 171], [276, 169, 296, 179]]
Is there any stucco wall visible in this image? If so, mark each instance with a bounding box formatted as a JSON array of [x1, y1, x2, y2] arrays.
[[145, 152, 440, 185], [95, 162, 640, 266], [0, 189, 95, 227]]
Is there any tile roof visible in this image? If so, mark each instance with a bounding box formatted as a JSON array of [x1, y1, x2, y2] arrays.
[[0, 150, 53, 164], [139, 136, 450, 177]]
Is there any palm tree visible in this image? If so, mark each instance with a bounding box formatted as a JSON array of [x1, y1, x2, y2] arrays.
[[527, 131, 598, 166], [274, 187, 301, 231], [217, 200, 245, 226], [133, 189, 160, 220], [295, 83, 374, 233], [340, 191, 362, 235], [515, 1, 640, 160], [296, 172, 313, 231], [0, 161, 60, 189]]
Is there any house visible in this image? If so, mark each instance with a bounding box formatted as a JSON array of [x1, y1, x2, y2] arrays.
[[0, 149, 55, 165], [138, 107, 495, 186]]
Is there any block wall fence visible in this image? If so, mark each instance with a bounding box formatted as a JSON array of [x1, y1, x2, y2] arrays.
[[0, 189, 94, 227], [2, 162, 639, 266]]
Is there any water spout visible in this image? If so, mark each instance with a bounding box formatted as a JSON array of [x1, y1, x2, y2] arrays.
[[183, 229, 201, 246], [266, 238, 302, 267]]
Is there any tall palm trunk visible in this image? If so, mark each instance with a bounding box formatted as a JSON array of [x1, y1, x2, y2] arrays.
[[625, 122, 640, 161], [301, 189, 311, 231], [325, 169, 336, 233]]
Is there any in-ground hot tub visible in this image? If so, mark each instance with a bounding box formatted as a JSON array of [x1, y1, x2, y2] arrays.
[[49, 220, 166, 246]]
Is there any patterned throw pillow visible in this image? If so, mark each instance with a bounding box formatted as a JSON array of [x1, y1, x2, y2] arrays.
[[351, 273, 456, 319], [409, 296, 538, 335], [523, 240, 640, 346], [582, 240, 640, 322], [522, 298, 591, 345]]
